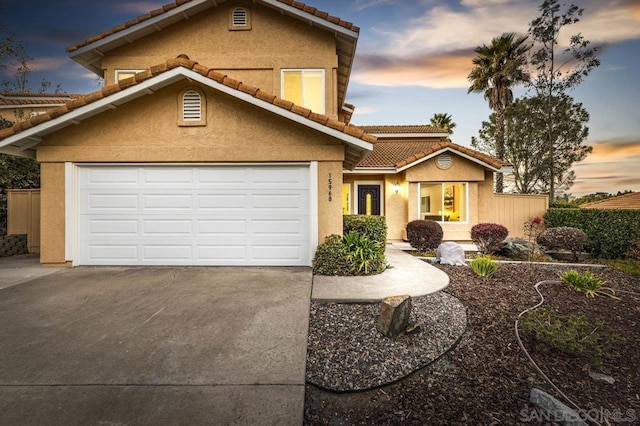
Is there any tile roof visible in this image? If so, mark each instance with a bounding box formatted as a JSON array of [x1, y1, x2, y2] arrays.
[[581, 192, 640, 210], [66, 0, 359, 53], [358, 124, 449, 134], [356, 139, 509, 170], [0, 55, 375, 148], [0, 93, 81, 107]]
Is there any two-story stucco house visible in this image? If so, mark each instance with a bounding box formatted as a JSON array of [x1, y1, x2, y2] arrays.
[[0, 0, 547, 267]]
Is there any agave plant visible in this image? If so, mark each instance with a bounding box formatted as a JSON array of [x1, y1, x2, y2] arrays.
[[559, 270, 619, 299], [470, 256, 498, 278]]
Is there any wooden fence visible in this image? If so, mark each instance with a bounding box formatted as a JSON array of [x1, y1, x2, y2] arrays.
[[7, 189, 40, 253], [486, 193, 549, 239]]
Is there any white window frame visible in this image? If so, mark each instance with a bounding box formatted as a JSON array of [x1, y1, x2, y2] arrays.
[[418, 182, 469, 224], [280, 69, 326, 114], [354, 180, 384, 216], [115, 69, 145, 81]]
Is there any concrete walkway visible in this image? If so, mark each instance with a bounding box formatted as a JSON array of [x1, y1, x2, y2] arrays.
[[312, 245, 449, 303], [0, 253, 61, 289]]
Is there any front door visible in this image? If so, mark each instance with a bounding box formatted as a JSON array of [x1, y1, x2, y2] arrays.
[[357, 185, 381, 215]]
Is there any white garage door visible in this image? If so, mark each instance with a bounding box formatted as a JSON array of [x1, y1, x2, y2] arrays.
[[78, 165, 311, 266]]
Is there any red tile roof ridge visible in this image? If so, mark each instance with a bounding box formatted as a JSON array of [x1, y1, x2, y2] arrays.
[[357, 124, 449, 134], [66, 0, 359, 53], [0, 56, 375, 148], [581, 192, 640, 209]]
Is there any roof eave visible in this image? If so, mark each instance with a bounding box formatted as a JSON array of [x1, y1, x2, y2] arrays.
[[0, 67, 373, 165], [396, 147, 504, 173]]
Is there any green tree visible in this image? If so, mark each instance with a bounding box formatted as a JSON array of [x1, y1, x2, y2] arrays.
[[528, 0, 600, 202], [468, 32, 532, 193], [472, 94, 591, 196], [429, 113, 456, 134]]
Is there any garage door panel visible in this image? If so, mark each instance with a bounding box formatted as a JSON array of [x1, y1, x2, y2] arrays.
[[197, 219, 247, 236], [143, 219, 193, 235], [86, 194, 139, 211], [78, 165, 311, 266], [85, 219, 139, 236], [198, 194, 248, 210]]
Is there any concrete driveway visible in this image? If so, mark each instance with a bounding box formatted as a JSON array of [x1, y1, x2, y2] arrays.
[[0, 257, 312, 425]]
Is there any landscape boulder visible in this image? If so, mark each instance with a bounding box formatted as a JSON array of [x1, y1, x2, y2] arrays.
[[377, 295, 412, 338], [496, 237, 537, 260], [436, 241, 466, 266]]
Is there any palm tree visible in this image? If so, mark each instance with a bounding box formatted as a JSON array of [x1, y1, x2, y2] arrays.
[[429, 113, 456, 134], [468, 32, 531, 193]]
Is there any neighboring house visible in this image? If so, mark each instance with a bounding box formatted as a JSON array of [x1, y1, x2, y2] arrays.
[[0, 0, 546, 267], [581, 192, 640, 210], [0, 93, 81, 124]]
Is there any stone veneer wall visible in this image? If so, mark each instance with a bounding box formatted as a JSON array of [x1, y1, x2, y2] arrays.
[[0, 227, 28, 257]]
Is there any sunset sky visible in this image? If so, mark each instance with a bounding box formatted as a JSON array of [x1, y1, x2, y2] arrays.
[[2, 0, 639, 197]]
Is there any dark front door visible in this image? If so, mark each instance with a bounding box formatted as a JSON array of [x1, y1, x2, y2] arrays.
[[357, 185, 381, 215]]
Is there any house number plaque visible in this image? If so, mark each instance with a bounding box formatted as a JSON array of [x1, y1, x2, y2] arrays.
[[328, 173, 333, 201]]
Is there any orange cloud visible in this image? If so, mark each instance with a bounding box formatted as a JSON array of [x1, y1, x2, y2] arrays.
[[353, 51, 474, 89], [570, 139, 640, 195]]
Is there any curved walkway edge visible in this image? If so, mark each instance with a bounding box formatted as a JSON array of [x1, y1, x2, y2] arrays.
[[311, 245, 449, 303]]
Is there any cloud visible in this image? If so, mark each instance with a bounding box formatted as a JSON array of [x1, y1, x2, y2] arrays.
[[353, 50, 474, 89], [570, 139, 640, 195], [354, 0, 640, 90], [353, 0, 398, 12], [113, 1, 166, 15]]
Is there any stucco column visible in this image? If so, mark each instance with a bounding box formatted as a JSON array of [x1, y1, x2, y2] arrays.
[[40, 162, 68, 266]]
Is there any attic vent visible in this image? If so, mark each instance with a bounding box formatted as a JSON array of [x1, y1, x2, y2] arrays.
[[436, 154, 453, 169], [182, 91, 202, 121], [231, 7, 249, 27]]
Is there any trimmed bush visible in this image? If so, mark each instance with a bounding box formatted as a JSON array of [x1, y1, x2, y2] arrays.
[[544, 208, 640, 259], [406, 220, 443, 252], [313, 235, 351, 276], [470, 223, 509, 254], [343, 215, 387, 249], [313, 232, 386, 276], [537, 226, 588, 262]]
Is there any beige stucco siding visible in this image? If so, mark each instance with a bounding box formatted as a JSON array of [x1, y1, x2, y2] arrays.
[[35, 80, 349, 266], [404, 155, 485, 182], [39, 162, 67, 266], [102, 2, 339, 118]]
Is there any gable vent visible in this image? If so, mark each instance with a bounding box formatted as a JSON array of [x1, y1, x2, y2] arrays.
[[182, 91, 202, 121], [232, 7, 248, 27], [436, 154, 452, 169]]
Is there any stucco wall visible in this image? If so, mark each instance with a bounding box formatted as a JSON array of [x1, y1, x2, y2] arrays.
[[36, 80, 347, 266], [101, 1, 339, 119]]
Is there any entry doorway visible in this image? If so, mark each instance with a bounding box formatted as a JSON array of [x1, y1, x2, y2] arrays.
[[356, 183, 382, 216]]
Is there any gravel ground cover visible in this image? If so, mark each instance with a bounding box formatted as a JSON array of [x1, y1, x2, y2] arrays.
[[304, 262, 640, 425]]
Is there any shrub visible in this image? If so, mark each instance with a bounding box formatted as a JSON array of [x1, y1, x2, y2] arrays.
[[313, 235, 351, 276], [470, 223, 509, 254], [343, 231, 385, 275], [406, 220, 443, 252], [559, 269, 619, 299], [519, 306, 624, 367], [544, 208, 640, 259], [313, 232, 386, 276], [628, 231, 640, 262], [343, 215, 387, 249], [537, 226, 587, 261], [470, 256, 498, 278]]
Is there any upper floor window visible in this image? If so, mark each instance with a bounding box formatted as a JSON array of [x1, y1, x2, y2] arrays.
[[419, 182, 468, 223], [229, 7, 251, 30], [116, 70, 144, 81], [178, 88, 206, 126], [281, 69, 325, 114]]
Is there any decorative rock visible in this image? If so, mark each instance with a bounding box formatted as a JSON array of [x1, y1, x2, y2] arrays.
[[546, 249, 589, 263], [377, 295, 412, 338], [588, 371, 615, 384], [436, 241, 466, 266], [496, 237, 536, 260], [529, 388, 588, 426]]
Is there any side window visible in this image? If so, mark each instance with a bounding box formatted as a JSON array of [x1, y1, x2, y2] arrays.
[[178, 88, 206, 126], [116, 70, 144, 81], [229, 7, 251, 30], [281, 69, 325, 114]]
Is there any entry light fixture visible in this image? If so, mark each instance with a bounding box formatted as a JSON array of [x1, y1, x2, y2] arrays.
[[392, 183, 401, 194]]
